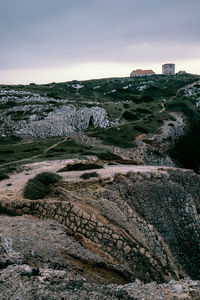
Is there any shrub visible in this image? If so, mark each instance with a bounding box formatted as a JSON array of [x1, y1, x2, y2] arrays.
[[0, 150, 14, 154], [141, 95, 154, 102], [0, 136, 21, 145], [80, 172, 99, 179], [134, 125, 148, 134], [58, 163, 103, 172], [123, 103, 129, 108], [0, 166, 17, 182], [34, 172, 62, 185], [0, 174, 9, 181], [97, 151, 121, 161], [24, 179, 49, 200], [23, 172, 62, 200], [136, 108, 152, 114], [122, 111, 138, 120], [107, 162, 116, 165]]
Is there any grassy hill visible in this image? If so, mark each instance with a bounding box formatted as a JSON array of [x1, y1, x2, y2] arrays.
[[0, 74, 200, 173]]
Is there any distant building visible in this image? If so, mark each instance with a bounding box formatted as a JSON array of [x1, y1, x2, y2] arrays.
[[162, 63, 175, 75], [130, 69, 155, 77], [177, 71, 186, 75]]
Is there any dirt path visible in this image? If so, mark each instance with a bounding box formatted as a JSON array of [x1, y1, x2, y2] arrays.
[[159, 103, 165, 113], [169, 80, 200, 103], [0, 158, 183, 202]]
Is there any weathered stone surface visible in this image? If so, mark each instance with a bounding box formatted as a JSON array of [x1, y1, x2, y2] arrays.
[[1, 220, 198, 299], [0, 166, 200, 298]]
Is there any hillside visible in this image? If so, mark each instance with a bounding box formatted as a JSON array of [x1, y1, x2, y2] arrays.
[[0, 74, 200, 173], [0, 74, 200, 299]]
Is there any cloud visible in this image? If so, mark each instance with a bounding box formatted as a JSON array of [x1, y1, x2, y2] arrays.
[[0, 0, 200, 77]]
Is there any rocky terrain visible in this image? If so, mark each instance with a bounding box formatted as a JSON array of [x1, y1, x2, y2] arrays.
[[0, 74, 200, 299], [0, 217, 200, 300], [0, 162, 200, 299], [0, 89, 112, 138]]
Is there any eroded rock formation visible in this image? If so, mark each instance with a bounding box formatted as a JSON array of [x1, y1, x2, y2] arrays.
[[1, 167, 199, 291]]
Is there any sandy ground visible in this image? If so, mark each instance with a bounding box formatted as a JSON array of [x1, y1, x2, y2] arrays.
[[0, 158, 182, 202]]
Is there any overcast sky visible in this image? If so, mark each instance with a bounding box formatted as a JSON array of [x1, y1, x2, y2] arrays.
[[0, 0, 200, 84]]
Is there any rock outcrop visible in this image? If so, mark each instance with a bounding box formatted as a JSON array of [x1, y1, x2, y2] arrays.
[[14, 106, 111, 138], [1, 167, 199, 286], [0, 216, 200, 300]]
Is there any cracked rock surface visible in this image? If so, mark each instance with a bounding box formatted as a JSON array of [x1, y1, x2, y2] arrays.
[[0, 164, 200, 299], [0, 216, 200, 300]]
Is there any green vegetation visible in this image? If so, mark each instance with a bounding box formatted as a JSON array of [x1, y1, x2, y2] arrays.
[[58, 162, 103, 172], [42, 139, 104, 160], [23, 172, 62, 200], [80, 172, 99, 179], [0, 136, 22, 145], [0, 166, 18, 181], [33, 172, 62, 185], [1, 74, 200, 172], [88, 111, 168, 148], [89, 125, 137, 148], [0, 173, 9, 181], [0, 204, 19, 216], [0, 137, 64, 165], [165, 97, 198, 123], [97, 151, 121, 161], [0, 136, 120, 170]]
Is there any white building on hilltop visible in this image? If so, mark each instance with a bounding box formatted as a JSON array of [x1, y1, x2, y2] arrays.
[[130, 69, 155, 77], [162, 63, 175, 75]]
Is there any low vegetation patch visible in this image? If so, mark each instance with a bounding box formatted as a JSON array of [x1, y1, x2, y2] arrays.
[[0, 137, 63, 165], [0, 173, 9, 181], [89, 124, 138, 148], [0, 204, 19, 216], [80, 172, 99, 179], [23, 171, 62, 200], [0, 166, 18, 181], [42, 139, 106, 160], [122, 111, 138, 121], [97, 151, 121, 161], [58, 162, 103, 172]]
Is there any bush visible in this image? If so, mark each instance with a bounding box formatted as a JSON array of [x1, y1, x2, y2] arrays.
[[0, 174, 9, 181], [141, 95, 154, 102], [80, 172, 99, 179], [97, 151, 121, 161], [24, 179, 49, 200], [23, 172, 62, 200], [165, 101, 196, 122], [90, 125, 137, 148], [134, 125, 148, 134], [58, 163, 103, 172], [0, 135, 21, 145], [0, 150, 14, 154], [136, 108, 152, 114], [123, 103, 129, 108], [122, 111, 138, 120], [0, 166, 17, 181], [34, 172, 62, 185]]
